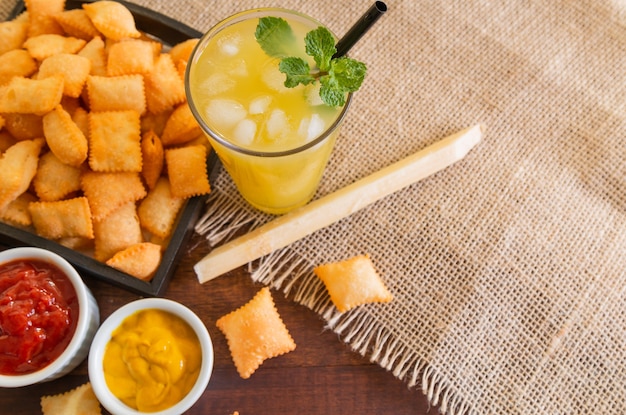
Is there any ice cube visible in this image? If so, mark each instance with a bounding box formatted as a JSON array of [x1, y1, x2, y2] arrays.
[[266, 109, 288, 139], [298, 117, 310, 138], [218, 34, 240, 56], [199, 73, 235, 96], [306, 113, 325, 141], [233, 119, 257, 146], [231, 59, 248, 77], [304, 83, 325, 106], [262, 64, 287, 92], [205, 99, 247, 130], [249, 96, 272, 114]]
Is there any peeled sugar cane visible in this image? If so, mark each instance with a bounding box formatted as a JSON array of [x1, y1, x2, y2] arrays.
[[195, 124, 484, 283]]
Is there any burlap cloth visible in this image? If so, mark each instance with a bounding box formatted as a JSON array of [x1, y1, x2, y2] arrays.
[[3, 0, 625, 413]]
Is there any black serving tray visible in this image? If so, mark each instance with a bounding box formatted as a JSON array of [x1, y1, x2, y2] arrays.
[[3, 0, 220, 296]]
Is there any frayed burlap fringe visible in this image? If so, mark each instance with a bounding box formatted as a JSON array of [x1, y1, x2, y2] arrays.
[[196, 189, 474, 415]]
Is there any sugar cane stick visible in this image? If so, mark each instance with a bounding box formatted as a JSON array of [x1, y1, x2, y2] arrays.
[[195, 124, 483, 283]]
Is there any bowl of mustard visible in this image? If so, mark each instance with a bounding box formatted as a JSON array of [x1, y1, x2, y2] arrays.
[[88, 298, 213, 415]]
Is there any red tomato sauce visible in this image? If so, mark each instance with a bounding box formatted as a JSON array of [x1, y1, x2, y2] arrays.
[[0, 259, 79, 375]]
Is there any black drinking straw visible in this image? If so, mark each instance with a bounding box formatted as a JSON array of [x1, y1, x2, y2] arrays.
[[333, 1, 387, 58]]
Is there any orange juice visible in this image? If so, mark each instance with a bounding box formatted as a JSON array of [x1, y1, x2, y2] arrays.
[[187, 8, 351, 214]]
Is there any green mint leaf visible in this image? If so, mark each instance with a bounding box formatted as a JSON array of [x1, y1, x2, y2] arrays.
[[329, 57, 367, 93], [279, 57, 316, 87], [319, 77, 347, 107], [255, 17, 368, 107], [255, 17, 296, 57], [304, 26, 336, 72]]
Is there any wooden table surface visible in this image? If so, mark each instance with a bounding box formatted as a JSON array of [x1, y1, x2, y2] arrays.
[[0, 232, 439, 414]]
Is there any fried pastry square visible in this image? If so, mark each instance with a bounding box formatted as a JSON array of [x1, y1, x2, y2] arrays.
[[33, 151, 83, 201], [216, 287, 296, 379], [23, 34, 86, 61], [140, 130, 164, 190], [83, 1, 141, 41], [0, 49, 38, 86], [54, 9, 101, 40], [38, 53, 91, 98], [145, 53, 186, 114], [0, 20, 28, 55], [88, 110, 142, 172], [40, 382, 101, 415], [93, 201, 143, 262], [137, 177, 185, 239], [2, 113, 43, 141], [24, 0, 65, 37], [0, 138, 43, 211], [86, 75, 146, 114], [169, 38, 199, 66], [140, 109, 171, 136], [29, 197, 94, 240], [107, 39, 158, 76], [165, 145, 210, 198], [0, 192, 36, 227], [78, 36, 107, 76], [313, 254, 393, 313], [105, 242, 162, 281], [0, 75, 64, 115], [81, 171, 146, 221], [43, 105, 88, 166], [161, 103, 202, 147]]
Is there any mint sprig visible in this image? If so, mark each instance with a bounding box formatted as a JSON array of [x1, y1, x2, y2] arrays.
[[255, 17, 367, 107]]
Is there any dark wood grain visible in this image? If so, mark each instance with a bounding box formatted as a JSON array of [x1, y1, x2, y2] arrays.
[[0, 233, 440, 414]]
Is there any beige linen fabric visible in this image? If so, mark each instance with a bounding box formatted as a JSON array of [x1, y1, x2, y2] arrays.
[[3, 0, 625, 414]]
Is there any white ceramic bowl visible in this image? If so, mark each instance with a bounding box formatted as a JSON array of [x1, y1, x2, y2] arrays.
[[0, 247, 100, 387], [88, 298, 214, 415]]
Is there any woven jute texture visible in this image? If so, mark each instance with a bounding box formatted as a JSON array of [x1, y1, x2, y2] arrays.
[[3, 0, 625, 414]]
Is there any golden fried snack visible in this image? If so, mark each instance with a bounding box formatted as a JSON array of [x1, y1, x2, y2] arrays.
[[313, 254, 393, 313], [24, 0, 65, 37], [88, 110, 142, 172], [1, 113, 43, 140], [33, 151, 83, 201], [43, 105, 89, 166], [78, 36, 107, 76], [137, 177, 185, 239], [145, 53, 186, 114], [93, 201, 143, 262], [105, 242, 162, 281], [107, 39, 158, 76], [0, 20, 28, 55], [0, 75, 64, 115], [0, 192, 36, 227], [40, 382, 102, 415], [169, 38, 198, 65], [216, 287, 296, 379], [54, 9, 101, 40], [86, 74, 146, 114], [23, 34, 86, 61], [81, 171, 146, 221], [161, 103, 202, 147], [38, 53, 91, 98], [140, 130, 164, 190], [0, 138, 43, 211], [165, 145, 210, 199], [83, 1, 141, 41], [29, 197, 94, 240], [0, 49, 38, 86]]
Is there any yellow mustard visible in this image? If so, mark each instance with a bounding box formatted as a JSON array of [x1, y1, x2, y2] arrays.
[[103, 309, 202, 412]]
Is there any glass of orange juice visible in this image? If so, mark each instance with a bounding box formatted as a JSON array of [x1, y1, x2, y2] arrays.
[[186, 8, 352, 215]]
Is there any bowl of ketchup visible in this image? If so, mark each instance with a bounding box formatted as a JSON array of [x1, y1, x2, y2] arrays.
[[0, 247, 100, 388]]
